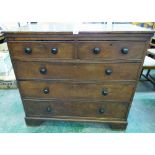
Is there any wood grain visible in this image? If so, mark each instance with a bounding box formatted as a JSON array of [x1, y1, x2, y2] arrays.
[[8, 41, 75, 59], [4, 26, 154, 129], [19, 81, 135, 101], [14, 61, 141, 81], [24, 99, 128, 119], [78, 41, 145, 60]]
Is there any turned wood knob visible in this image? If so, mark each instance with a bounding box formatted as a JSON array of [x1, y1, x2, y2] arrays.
[[99, 108, 105, 114], [102, 89, 108, 96], [51, 48, 58, 54], [93, 47, 101, 54], [121, 48, 129, 54], [46, 106, 52, 113], [24, 47, 32, 54], [105, 69, 112, 75], [40, 67, 47, 74], [43, 88, 49, 94]]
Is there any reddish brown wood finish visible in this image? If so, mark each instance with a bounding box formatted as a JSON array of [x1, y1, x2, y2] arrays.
[[4, 24, 154, 130], [8, 41, 146, 61], [78, 41, 145, 60], [14, 61, 141, 81], [24, 99, 128, 119], [8, 41, 75, 59], [4, 31, 153, 41], [19, 81, 135, 101]]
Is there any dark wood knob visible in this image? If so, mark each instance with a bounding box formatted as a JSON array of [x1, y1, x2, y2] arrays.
[[43, 88, 49, 94], [99, 108, 105, 114], [51, 48, 58, 54], [102, 89, 108, 96], [24, 47, 32, 54], [93, 47, 101, 54], [105, 69, 112, 75], [121, 48, 129, 54], [40, 67, 47, 74], [46, 106, 52, 113]]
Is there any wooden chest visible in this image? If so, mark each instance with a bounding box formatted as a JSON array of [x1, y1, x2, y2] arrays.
[[4, 23, 154, 130]]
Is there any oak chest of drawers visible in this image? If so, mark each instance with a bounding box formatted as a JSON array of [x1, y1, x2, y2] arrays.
[[4, 23, 154, 130]]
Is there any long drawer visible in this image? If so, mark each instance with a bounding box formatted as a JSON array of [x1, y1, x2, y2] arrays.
[[8, 41, 75, 59], [24, 99, 128, 119], [78, 41, 145, 60], [19, 81, 135, 101], [14, 61, 140, 81]]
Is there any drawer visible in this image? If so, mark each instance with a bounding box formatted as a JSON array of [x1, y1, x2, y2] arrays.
[[14, 61, 140, 81], [78, 41, 145, 60], [8, 41, 75, 59], [19, 81, 135, 101], [24, 99, 128, 119]]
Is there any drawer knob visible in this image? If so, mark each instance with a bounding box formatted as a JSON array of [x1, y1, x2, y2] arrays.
[[121, 48, 129, 54], [51, 48, 58, 54], [102, 89, 108, 96], [40, 67, 47, 74], [43, 88, 49, 94], [99, 108, 105, 114], [46, 106, 52, 113], [93, 47, 101, 54], [105, 69, 112, 75], [24, 47, 32, 54]]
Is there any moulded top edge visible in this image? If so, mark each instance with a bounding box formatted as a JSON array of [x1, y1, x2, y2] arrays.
[[2, 23, 155, 34]]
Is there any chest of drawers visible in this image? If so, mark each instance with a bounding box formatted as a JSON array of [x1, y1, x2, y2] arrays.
[[4, 23, 154, 130]]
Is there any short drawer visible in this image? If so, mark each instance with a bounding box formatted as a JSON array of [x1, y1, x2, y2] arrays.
[[8, 41, 75, 59], [14, 61, 140, 81], [24, 99, 128, 119], [19, 81, 135, 101], [78, 41, 145, 60]]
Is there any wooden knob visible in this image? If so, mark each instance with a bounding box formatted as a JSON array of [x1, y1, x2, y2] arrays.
[[24, 47, 32, 54], [93, 47, 101, 54], [105, 69, 112, 75], [51, 48, 58, 54], [121, 48, 129, 54], [40, 67, 47, 74], [43, 88, 49, 94], [99, 108, 105, 114], [102, 89, 108, 96], [46, 106, 52, 113]]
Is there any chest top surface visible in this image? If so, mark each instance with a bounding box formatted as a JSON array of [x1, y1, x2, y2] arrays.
[[3, 22, 155, 34], [3, 23, 155, 42]]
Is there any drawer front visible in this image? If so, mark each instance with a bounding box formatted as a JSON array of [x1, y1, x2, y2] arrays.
[[14, 61, 140, 81], [8, 41, 75, 59], [19, 81, 134, 101], [24, 99, 128, 119], [78, 41, 145, 60]]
